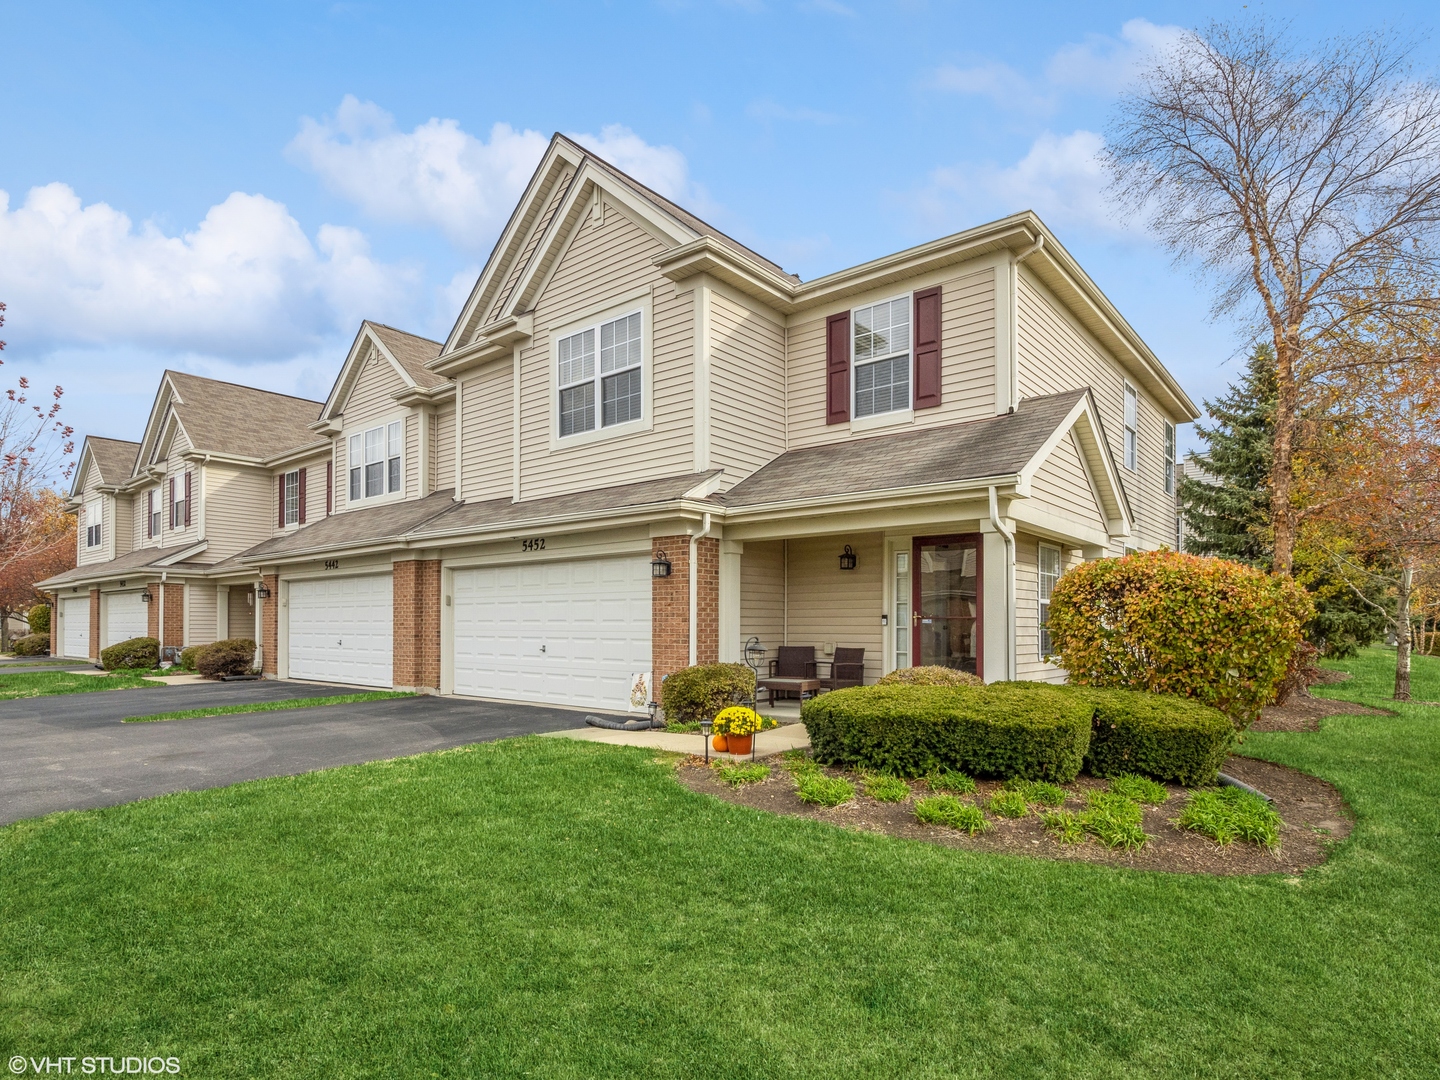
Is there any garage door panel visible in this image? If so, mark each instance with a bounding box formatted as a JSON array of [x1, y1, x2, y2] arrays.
[[62, 597, 90, 659], [105, 592, 148, 646], [288, 574, 393, 688], [452, 555, 650, 711]]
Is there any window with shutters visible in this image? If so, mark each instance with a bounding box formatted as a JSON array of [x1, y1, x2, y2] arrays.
[[852, 295, 911, 419], [347, 420, 403, 504], [171, 479, 187, 529], [1123, 382, 1139, 471], [85, 501, 102, 548], [555, 308, 644, 440], [1038, 544, 1061, 659], [282, 471, 300, 525], [148, 490, 161, 539]]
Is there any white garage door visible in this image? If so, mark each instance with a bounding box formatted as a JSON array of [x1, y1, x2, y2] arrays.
[[106, 592, 148, 646], [61, 596, 90, 659], [287, 574, 393, 688], [452, 555, 651, 711]]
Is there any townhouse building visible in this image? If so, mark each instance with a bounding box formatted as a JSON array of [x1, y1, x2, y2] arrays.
[[45, 134, 1198, 713]]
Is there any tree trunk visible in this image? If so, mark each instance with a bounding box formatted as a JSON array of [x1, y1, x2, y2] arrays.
[[0, 608, 11, 653], [1394, 565, 1413, 702], [1269, 328, 1300, 576]]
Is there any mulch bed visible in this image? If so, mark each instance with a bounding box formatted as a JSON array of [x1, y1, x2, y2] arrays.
[[1252, 671, 1392, 732], [676, 754, 1351, 876]]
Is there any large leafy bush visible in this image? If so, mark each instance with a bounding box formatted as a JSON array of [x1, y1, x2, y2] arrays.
[[660, 663, 755, 725], [1047, 550, 1311, 728], [101, 636, 159, 671], [802, 684, 1092, 781], [12, 633, 50, 656], [196, 638, 256, 678], [1077, 688, 1234, 786], [27, 605, 50, 634]]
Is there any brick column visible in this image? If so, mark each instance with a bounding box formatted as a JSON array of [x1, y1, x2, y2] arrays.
[[650, 535, 721, 683], [146, 585, 160, 640], [261, 573, 279, 675], [163, 584, 184, 649], [88, 589, 100, 659], [696, 536, 720, 666], [392, 559, 441, 693]]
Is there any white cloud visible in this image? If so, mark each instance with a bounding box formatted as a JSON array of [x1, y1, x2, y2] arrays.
[[288, 98, 713, 247], [1045, 18, 1186, 94], [911, 130, 1116, 234], [930, 61, 1051, 113], [798, 0, 856, 17], [746, 99, 843, 125], [0, 182, 414, 358]]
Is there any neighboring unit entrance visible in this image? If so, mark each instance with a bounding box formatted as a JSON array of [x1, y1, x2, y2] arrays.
[[227, 585, 255, 640], [105, 591, 148, 646], [61, 596, 90, 658], [287, 574, 393, 688], [912, 535, 983, 676], [451, 556, 652, 711]]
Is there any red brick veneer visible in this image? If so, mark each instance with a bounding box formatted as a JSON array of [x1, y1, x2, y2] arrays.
[[393, 559, 441, 692]]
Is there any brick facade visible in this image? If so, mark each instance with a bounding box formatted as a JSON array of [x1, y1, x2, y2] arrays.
[[392, 559, 441, 692], [162, 584, 184, 649], [650, 535, 720, 683], [89, 589, 100, 659], [146, 585, 159, 640], [261, 574, 279, 675]]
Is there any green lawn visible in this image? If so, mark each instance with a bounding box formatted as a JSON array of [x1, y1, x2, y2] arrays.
[[122, 691, 414, 722], [2, 650, 1438, 1077], [0, 671, 162, 699]]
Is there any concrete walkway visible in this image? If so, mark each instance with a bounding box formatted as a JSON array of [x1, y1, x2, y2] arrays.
[[543, 722, 810, 758]]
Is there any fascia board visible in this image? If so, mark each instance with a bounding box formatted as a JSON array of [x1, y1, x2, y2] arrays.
[[321, 323, 413, 423], [392, 383, 457, 407], [1015, 395, 1094, 496], [68, 444, 96, 501], [154, 541, 209, 566], [133, 374, 181, 478], [1061, 401, 1133, 537], [260, 441, 333, 470], [396, 501, 712, 551], [1006, 501, 1112, 548], [715, 474, 1023, 523], [428, 314, 531, 378], [653, 239, 798, 313], [367, 328, 420, 389]]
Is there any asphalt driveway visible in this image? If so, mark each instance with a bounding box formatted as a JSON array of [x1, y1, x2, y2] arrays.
[[0, 680, 608, 825]]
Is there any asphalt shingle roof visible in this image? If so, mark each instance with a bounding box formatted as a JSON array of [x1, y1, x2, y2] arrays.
[[85, 437, 141, 485], [38, 543, 208, 588], [165, 371, 324, 462], [238, 490, 458, 560], [367, 323, 445, 389]]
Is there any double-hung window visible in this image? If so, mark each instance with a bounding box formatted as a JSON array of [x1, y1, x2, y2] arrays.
[[171, 479, 186, 529], [1123, 382, 1139, 471], [85, 503, 102, 548], [1038, 544, 1061, 659], [853, 295, 911, 419], [348, 421, 403, 502], [148, 492, 161, 538], [557, 310, 643, 438], [282, 470, 300, 525], [1163, 420, 1176, 494]]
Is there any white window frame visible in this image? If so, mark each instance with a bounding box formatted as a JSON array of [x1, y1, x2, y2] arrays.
[[1038, 543, 1061, 660], [84, 501, 102, 548], [1123, 382, 1139, 472], [171, 480, 187, 531], [282, 470, 301, 526], [148, 490, 162, 540], [549, 294, 652, 450], [343, 417, 405, 508], [851, 292, 913, 428], [1163, 420, 1176, 495]]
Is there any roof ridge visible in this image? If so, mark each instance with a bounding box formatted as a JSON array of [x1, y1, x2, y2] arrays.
[[366, 321, 443, 347], [165, 369, 324, 406]]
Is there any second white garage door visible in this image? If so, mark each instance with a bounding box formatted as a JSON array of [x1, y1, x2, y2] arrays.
[[452, 556, 651, 711], [287, 574, 393, 688], [105, 591, 148, 646]]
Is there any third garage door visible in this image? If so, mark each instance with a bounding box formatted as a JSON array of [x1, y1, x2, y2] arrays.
[[452, 556, 651, 711], [287, 574, 393, 688]]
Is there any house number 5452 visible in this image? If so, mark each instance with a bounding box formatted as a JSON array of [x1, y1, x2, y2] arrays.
[[521, 538, 546, 552]]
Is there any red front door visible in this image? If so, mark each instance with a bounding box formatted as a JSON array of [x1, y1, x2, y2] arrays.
[[911, 534, 983, 676]]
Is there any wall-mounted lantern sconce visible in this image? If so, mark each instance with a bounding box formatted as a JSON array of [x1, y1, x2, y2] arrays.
[[651, 551, 673, 578], [256, 584, 273, 599], [839, 545, 858, 571], [140, 590, 153, 603]]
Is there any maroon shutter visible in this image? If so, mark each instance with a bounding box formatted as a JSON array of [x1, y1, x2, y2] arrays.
[[146, 491, 153, 538], [277, 475, 284, 527], [298, 468, 307, 525], [326, 462, 333, 516], [825, 311, 850, 425], [183, 472, 192, 526], [913, 286, 942, 410], [169, 479, 175, 529]]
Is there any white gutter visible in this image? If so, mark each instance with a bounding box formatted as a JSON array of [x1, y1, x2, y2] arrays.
[[988, 486, 1016, 682], [689, 511, 712, 667]]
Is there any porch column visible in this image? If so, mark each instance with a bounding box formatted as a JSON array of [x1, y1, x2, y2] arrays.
[[651, 534, 720, 683], [979, 525, 1011, 683], [718, 540, 742, 663], [260, 573, 279, 675], [393, 556, 441, 694]]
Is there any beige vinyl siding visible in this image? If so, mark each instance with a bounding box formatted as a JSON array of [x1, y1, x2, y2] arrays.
[[267, 453, 332, 536], [1013, 533, 1067, 683], [112, 494, 133, 558], [133, 486, 163, 550], [459, 361, 514, 501], [516, 204, 693, 500], [202, 464, 277, 561], [1029, 431, 1103, 528], [738, 540, 785, 666], [777, 534, 885, 684], [342, 350, 409, 430], [159, 427, 200, 550], [185, 583, 218, 648], [485, 165, 575, 325], [433, 402, 456, 492], [708, 291, 786, 489], [786, 266, 997, 451], [77, 460, 106, 566], [1015, 269, 1177, 553], [404, 414, 421, 499]]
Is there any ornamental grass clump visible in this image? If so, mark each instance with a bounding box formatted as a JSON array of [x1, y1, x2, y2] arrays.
[[796, 772, 855, 807], [1079, 791, 1147, 850], [1004, 779, 1067, 807], [1046, 550, 1312, 729], [1177, 787, 1282, 849], [915, 795, 987, 834], [863, 774, 910, 803], [1041, 809, 1086, 844], [987, 790, 1030, 818], [927, 770, 977, 795], [1107, 773, 1169, 805], [714, 761, 769, 787]]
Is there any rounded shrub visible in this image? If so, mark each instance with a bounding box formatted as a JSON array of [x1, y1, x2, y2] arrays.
[[12, 633, 50, 657], [101, 636, 159, 671], [26, 604, 51, 635], [876, 666, 984, 688], [1077, 687, 1233, 786], [178, 645, 203, 672], [1047, 550, 1312, 728], [660, 663, 755, 726], [196, 638, 256, 678]]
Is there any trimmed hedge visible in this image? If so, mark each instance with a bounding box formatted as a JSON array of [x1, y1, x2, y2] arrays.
[[660, 663, 755, 725], [802, 684, 1092, 781], [27, 604, 51, 634], [102, 636, 159, 671], [1077, 688, 1233, 787], [876, 665, 984, 688], [196, 638, 256, 678], [12, 633, 50, 656]]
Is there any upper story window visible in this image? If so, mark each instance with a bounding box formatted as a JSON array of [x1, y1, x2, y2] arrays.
[[282, 470, 300, 526], [1039, 543, 1061, 658], [169, 473, 191, 530], [1163, 420, 1176, 494], [349, 421, 402, 502], [84, 502, 102, 548], [1123, 382, 1139, 471], [148, 491, 161, 539], [557, 310, 642, 438], [853, 295, 911, 419]]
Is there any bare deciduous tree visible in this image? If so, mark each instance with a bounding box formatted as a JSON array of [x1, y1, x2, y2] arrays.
[[1105, 21, 1440, 574]]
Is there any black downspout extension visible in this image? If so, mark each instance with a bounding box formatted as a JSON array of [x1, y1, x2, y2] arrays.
[[1216, 772, 1273, 803]]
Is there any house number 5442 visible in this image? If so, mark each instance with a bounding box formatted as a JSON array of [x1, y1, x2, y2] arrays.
[[323, 559, 340, 570], [521, 538, 546, 552]]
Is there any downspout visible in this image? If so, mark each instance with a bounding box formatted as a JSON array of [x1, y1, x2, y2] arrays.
[[988, 486, 1016, 682], [158, 570, 167, 658], [1005, 234, 1045, 414], [689, 512, 712, 668]]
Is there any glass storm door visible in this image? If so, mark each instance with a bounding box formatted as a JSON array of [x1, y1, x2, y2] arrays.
[[912, 535, 982, 675]]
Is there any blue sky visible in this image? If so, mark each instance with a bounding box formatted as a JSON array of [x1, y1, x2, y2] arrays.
[[2, 0, 1435, 462]]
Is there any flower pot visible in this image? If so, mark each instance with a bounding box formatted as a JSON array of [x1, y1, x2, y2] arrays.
[[712, 733, 729, 752], [726, 733, 753, 756]]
